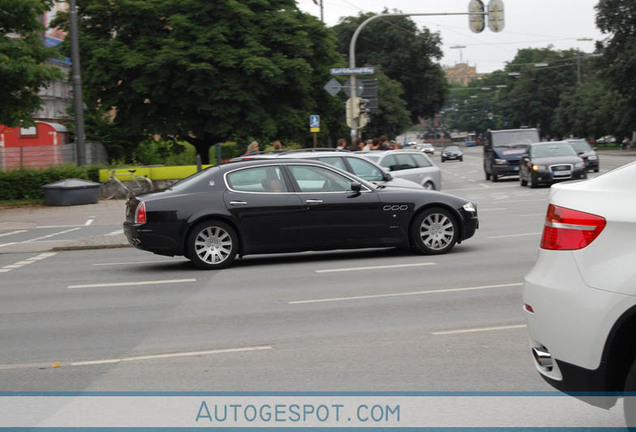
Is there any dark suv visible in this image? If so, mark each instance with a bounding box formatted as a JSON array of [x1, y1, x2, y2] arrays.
[[519, 141, 587, 188]]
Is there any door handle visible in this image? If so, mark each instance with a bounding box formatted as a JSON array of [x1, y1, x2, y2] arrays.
[[305, 199, 323, 204], [229, 201, 248, 205]]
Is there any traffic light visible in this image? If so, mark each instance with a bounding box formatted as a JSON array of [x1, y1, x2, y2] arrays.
[[358, 98, 370, 129]]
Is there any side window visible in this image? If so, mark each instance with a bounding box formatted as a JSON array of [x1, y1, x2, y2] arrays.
[[393, 154, 417, 171], [288, 165, 353, 192], [318, 157, 347, 171], [226, 166, 287, 192], [346, 157, 384, 181], [379, 155, 398, 171], [411, 153, 433, 168]]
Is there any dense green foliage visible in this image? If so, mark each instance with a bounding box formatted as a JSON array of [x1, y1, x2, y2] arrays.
[[0, 0, 64, 126], [0, 165, 99, 200], [55, 0, 346, 163]]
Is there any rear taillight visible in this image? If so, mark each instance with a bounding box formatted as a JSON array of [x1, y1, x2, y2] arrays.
[[540, 204, 606, 250], [135, 202, 147, 224]]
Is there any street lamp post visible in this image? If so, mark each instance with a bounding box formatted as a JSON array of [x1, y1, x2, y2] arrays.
[[69, 0, 86, 166]]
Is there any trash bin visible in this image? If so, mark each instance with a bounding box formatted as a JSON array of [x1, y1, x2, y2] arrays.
[[42, 178, 101, 206]]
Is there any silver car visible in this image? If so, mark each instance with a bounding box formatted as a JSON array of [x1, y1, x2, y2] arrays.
[[234, 150, 425, 189], [358, 150, 442, 190]]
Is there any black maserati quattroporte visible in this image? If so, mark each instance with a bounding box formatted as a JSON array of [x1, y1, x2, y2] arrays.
[[123, 159, 479, 269]]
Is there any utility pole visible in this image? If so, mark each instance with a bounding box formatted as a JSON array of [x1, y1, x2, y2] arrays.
[[69, 0, 86, 165]]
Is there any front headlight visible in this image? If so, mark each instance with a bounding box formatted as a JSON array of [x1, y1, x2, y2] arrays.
[[463, 202, 476, 213], [575, 162, 585, 169], [494, 158, 508, 165], [532, 164, 547, 171], [588, 155, 598, 161]]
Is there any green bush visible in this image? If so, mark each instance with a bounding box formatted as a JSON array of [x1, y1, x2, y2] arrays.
[[209, 141, 241, 163], [134, 139, 198, 166], [0, 165, 100, 200]]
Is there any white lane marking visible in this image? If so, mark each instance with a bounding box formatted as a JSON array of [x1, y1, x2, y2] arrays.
[[488, 232, 540, 239], [0, 252, 58, 274], [93, 259, 181, 267], [0, 230, 27, 238], [433, 324, 527, 336], [0, 346, 272, 370], [521, 213, 546, 218], [106, 229, 123, 236], [477, 208, 507, 212], [289, 282, 523, 305], [85, 217, 95, 226], [315, 262, 436, 273], [68, 278, 197, 289], [23, 227, 81, 243], [0, 242, 18, 249]]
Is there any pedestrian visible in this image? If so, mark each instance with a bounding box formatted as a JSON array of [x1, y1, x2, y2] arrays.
[[622, 136, 631, 150], [245, 140, 259, 154], [336, 138, 347, 150], [273, 140, 283, 151]]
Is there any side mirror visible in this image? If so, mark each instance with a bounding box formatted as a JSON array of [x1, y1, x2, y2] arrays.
[[350, 182, 362, 193], [382, 172, 393, 181]]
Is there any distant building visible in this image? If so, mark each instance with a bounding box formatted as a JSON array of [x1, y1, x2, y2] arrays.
[[444, 63, 484, 85]]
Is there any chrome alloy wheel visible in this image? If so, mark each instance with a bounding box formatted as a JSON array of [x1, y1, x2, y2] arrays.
[[419, 212, 455, 251], [194, 226, 233, 265]]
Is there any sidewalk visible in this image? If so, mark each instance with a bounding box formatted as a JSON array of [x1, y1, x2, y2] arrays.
[[0, 199, 131, 254]]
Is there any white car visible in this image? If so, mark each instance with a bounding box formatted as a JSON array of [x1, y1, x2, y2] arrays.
[[358, 150, 442, 191], [523, 161, 636, 426]]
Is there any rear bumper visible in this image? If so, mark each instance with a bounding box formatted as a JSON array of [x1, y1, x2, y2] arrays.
[[123, 222, 183, 256]]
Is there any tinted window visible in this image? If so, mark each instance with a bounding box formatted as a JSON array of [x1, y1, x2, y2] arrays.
[[531, 144, 577, 158], [388, 154, 418, 171], [411, 153, 433, 167], [568, 140, 592, 152], [288, 165, 352, 192], [226, 166, 287, 192], [346, 157, 384, 181], [318, 156, 347, 171]]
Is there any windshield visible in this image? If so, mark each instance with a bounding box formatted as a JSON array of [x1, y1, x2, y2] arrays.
[[445, 146, 460, 152], [531, 144, 577, 158], [492, 130, 540, 147], [568, 140, 591, 152]]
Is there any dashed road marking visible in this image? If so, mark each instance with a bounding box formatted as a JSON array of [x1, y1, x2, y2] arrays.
[[68, 278, 197, 289], [0, 252, 57, 274]]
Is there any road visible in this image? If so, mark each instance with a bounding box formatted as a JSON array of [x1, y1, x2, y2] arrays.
[[0, 147, 633, 427]]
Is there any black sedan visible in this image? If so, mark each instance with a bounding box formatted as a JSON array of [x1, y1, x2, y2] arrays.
[[123, 159, 479, 269], [441, 145, 463, 162], [519, 141, 587, 188]]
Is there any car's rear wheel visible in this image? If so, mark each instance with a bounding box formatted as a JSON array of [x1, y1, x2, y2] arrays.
[[187, 220, 238, 269], [410, 208, 459, 255]]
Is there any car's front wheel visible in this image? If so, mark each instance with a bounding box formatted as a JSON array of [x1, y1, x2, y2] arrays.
[[410, 208, 459, 255], [187, 220, 238, 269]]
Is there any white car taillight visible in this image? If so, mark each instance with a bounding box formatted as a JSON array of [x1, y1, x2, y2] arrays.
[[135, 201, 147, 224], [540, 204, 606, 250]]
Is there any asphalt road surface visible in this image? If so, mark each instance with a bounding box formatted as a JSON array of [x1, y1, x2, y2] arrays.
[[1, 147, 634, 427]]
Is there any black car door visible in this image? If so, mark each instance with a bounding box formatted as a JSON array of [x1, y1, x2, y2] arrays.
[[223, 165, 304, 254], [283, 163, 396, 249]]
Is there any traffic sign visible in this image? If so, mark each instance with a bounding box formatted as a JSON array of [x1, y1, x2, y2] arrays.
[[330, 67, 375, 76], [468, 0, 485, 33], [343, 79, 365, 97], [487, 0, 504, 32], [323, 78, 342, 96], [310, 115, 320, 132]]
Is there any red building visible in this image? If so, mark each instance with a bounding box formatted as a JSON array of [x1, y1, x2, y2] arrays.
[[0, 122, 70, 170], [0, 122, 69, 147]]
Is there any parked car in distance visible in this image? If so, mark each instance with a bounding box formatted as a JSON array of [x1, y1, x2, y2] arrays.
[[233, 150, 425, 190], [123, 159, 479, 269], [523, 161, 636, 426], [357, 149, 442, 190], [441, 145, 463, 162], [519, 141, 587, 188], [484, 128, 540, 182], [416, 143, 435, 155], [566, 139, 599, 172]]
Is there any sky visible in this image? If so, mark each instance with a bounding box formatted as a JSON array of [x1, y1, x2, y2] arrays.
[[296, 0, 605, 73]]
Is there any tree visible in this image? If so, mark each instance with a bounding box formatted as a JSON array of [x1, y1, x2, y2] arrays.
[[596, 0, 636, 136], [0, 0, 63, 126], [58, 0, 344, 162], [358, 69, 411, 139], [333, 11, 448, 124]]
